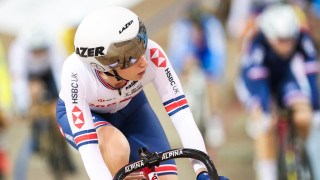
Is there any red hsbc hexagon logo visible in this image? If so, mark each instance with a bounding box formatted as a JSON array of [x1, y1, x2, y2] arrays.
[[151, 173, 159, 180], [72, 106, 85, 129], [150, 48, 166, 67]]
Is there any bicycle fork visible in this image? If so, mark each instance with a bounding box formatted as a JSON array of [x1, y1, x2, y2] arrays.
[[138, 147, 160, 180]]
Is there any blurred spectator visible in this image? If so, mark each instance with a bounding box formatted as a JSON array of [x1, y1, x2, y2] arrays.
[[0, 41, 13, 116], [312, 0, 320, 18], [167, 0, 227, 148], [0, 40, 12, 179], [8, 24, 75, 180], [309, 0, 320, 52], [235, 3, 320, 179]]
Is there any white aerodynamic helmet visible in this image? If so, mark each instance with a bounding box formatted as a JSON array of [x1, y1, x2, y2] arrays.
[[257, 4, 300, 41], [74, 6, 148, 72]]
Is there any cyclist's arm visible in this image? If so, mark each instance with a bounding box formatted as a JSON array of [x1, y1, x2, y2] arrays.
[[149, 40, 208, 172], [60, 56, 112, 179], [300, 34, 320, 110], [237, 39, 270, 113]]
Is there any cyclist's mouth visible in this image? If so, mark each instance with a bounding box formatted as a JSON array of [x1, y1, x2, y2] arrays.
[[138, 70, 146, 76]]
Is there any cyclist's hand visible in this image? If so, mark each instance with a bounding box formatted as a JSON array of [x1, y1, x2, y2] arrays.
[[219, 176, 229, 180], [197, 171, 210, 180], [197, 171, 229, 180]]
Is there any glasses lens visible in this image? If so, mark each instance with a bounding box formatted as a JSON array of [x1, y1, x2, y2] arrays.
[[96, 18, 148, 70]]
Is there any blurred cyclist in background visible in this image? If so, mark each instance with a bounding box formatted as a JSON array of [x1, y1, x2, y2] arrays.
[[167, 0, 227, 148], [236, 3, 319, 180], [8, 24, 75, 180]]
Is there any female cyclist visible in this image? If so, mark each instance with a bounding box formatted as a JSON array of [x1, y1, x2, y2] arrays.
[[56, 6, 214, 180]]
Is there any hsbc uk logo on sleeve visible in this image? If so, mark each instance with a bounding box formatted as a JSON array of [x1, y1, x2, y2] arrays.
[[72, 106, 85, 129], [150, 48, 166, 67]]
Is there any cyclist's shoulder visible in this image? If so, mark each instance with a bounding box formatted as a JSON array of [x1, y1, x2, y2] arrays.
[[146, 39, 174, 68], [242, 31, 267, 54], [297, 32, 318, 58], [146, 39, 158, 49], [144, 39, 165, 73], [146, 39, 168, 61], [239, 32, 268, 68], [63, 53, 80, 66], [62, 53, 93, 76], [249, 31, 267, 45]]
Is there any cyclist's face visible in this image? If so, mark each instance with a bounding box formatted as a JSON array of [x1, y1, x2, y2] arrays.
[[269, 38, 296, 59], [116, 54, 148, 81]]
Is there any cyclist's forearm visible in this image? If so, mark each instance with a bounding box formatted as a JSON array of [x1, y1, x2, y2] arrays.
[[172, 110, 206, 150], [79, 144, 113, 179], [171, 109, 208, 172]]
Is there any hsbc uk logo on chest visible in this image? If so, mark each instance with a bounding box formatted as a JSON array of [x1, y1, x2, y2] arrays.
[[150, 48, 166, 67], [72, 106, 85, 129]]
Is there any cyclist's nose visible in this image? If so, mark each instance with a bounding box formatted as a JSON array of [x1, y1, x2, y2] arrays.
[[139, 55, 148, 67]]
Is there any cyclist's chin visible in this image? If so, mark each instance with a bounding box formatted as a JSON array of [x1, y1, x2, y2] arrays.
[[271, 44, 295, 59], [135, 75, 144, 81]]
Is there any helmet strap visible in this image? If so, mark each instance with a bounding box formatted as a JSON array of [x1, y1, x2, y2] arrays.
[[104, 70, 129, 82]]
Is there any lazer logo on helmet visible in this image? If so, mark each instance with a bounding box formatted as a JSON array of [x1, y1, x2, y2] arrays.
[[75, 46, 105, 57], [119, 20, 134, 34]]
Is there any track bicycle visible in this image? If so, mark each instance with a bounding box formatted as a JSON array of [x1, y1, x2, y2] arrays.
[[113, 147, 228, 180], [276, 108, 314, 180]]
